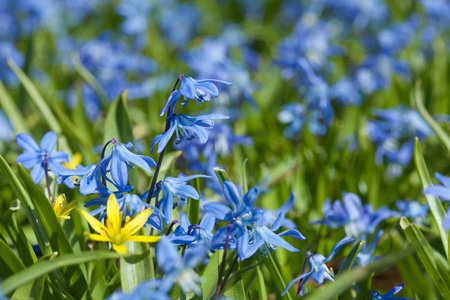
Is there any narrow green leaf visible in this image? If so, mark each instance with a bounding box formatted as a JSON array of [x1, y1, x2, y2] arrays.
[[242, 158, 249, 194], [18, 164, 88, 299], [0, 155, 47, 252], [414, 81, 450, 153], [414, 138, 449, 257], [1, 251, 122, 296], [3, 213, 37, 267], [228, 257, 266, 283], [71, 53, 109, 108], [256, 266, 268, 300], [104, 90, 133, 144], [0, 239, 25, 278], [157, 151, 182, 179], [186, 177, 201, 226], [10, 278, 42, 300], [201, 251, 220, 300], [0, 80, 29, 133], [120, 238, 154, 293], [339, 241, 365, 273], [7, 59, 62, 134], [214, 168, 231, 186], [265, 254, 293, 300], [400, 217, 450, 299]]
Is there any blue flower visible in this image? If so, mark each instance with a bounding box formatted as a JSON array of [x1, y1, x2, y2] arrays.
[[151, 114, 229, 154], [105, 278, 170, 300], [423, 172, 450, 201], [354, 230, 384, 266], [282, 236, 354, 296], [16, 131, 73, 188], [58, 164, 106, 195], [395, 199, 429, 224], [370, 283, 412, 300], [168, 213, 215, 246], [312, 192, 394, 239], [146, 174, 211, 225], [156, 237, 208, 294], [100, 141, 156, 191], [160, 77, 232, 118], [0, 110, 14, 142], [258, 192, 297, 229]]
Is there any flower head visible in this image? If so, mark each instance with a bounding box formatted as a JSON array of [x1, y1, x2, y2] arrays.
[[77, 194, 160, 253], [369, 283, 412, 300], [282, 236, 354, 296], [423, 172, 450, 201], [151, 114, 229, 154], [52, 194, 77, 223], [15, 131, 74, 188], [160, 77, 232, 118]]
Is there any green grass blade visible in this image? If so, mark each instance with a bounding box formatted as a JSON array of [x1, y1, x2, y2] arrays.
[[414, 138, 449, 257], [3, 213, 37, 267], [104, 90, 133, 144], [256, 265, 268, 300], [339, 241, 365, 273], [186, 177, 201, 226], [214, 168, 231, 186], [400, 217, 450, 298], [0, 80, 29, 134], [0, 238, 25, 279], [414, 81, 450, 153], [265, 254, 293, 300], [1, 251, 121, 296], [201, 251, 220, 300], [7, 59, 62, 134]]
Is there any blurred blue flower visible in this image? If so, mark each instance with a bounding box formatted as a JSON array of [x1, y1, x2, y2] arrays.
[[354, 230, 384, 266], [258, 192, 297, 229], [0, 41, 24, 86], [101, 141, 156, 191], [151, 114, 230, 154], [366, 106, 433, 177], [312, 192, 394, 239], [105, 278, 170, 300], [168, 212, 215, 246], [370, 283, 411, 300], [376, 15, 420, 55], [420, 0, 450, 30], [147, 173, 210, 224], [0, 110, 14, 142], [395, 199, 429, 224], [423, 172, 450, 201], [160, 77, 232, 118], [282, 236, 354, 296], [330, 77, 362, 106], [16, 131, 73, 188], [157, 237, 207, 294]]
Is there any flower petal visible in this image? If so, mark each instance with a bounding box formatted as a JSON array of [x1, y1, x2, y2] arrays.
[[40, 131, 57, 153], [16, 133, 40, 152]]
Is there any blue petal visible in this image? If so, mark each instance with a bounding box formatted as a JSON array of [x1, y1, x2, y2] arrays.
[[223, 181, 241, 212], [179, 77, 196, 99], [199, 213, 215, 231], [157, 119, 178, 153], [30, 164, 45, 184], [270, 211, 284, 231], [325, 236, 354, 262], [203, 202, 233, 221], [16, 152, 42, 168], [281, 271, 312, 296], [156, 238, 180, 273], [384, 283, 404, 297], [16, 133, 40, 152], [160, 90, 181, 117], [424, 185, 450, 201], [110, 153, 128, 189], [258, 226, 299, 252], [49, 151, 69, 163], [40, 131, 57, 153], [436, 172, 450, 188], [278, 229, 306, 241], [117, 143, 152, 174], [243, 187, 258, 209]]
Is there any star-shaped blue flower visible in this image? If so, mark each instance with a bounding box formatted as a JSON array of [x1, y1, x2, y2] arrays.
[[370, 283, 412, 300], [16, 131, 73, 188], [160, 77, 232, 118]]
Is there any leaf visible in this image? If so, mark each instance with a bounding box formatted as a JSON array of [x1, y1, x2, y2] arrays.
[[3, 213, 37, 267], [243, 158, 249, 194], [104, 90, 133, 145], [1, 251, 122, 296], [10, 278, 42, 300], [120, 237, 154, 293], [157, 151, 183, 180], [214, 168, 231, 186], [71, 53, 109, 108], [414, 138, 449, 258], [399, 217, 450, 299], [339, 241, 365, 273], [414, 81, 450, 153], [256, 266, 268, 300], [201, 251, 220, 300], [265, 254, 293, 300], [18, 164, 88, 299], [0, 80, 29, 134], [7, 59, 62, 134], [0, 155, 47, 252], [186, 177, 201, 226], [0, 238, 25, 279], [228, 257, 266, 282]]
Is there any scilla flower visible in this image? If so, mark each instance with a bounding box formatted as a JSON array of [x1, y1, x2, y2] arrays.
[[16, 131, 74, 188], [77, 194, 160, 253], [160, 77, 232, 118], [369, 283, 412, 300], [151, 114, 229, 154]]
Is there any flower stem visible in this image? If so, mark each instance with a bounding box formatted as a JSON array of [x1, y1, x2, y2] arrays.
[[213, 221, 234, 299], [219, 255, 238, 294], [146, 74, 183, 204], [100, 138, 117, 186], [44, 159, 52, 204], [296, 251, 313, 297]]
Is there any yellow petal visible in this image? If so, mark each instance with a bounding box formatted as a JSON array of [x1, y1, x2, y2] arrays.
[[76, 208, 107, 235], [58, 200, 78, 217], [86, 233, 110, 242], [106, 194, 121, 233], [123, 209, 152, 236], [126, 235, 161, 243], [112, 243, 128, 254]]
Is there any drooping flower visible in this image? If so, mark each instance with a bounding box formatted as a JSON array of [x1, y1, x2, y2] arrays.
[[52, 194, 77, 223], [369, 283, 412, 300], [168, 213, 215, 246], [15, 131, 74, 188], [282, 236, 354, 296], [160, 77, 232, 118], [77, 194, 160, 253], [151, 114, 230, 154], [58, 163, 106, 195]]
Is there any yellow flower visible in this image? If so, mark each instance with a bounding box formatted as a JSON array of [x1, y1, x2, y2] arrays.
[[52, 194, 78, 223], [77, 194, 160, 253]]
